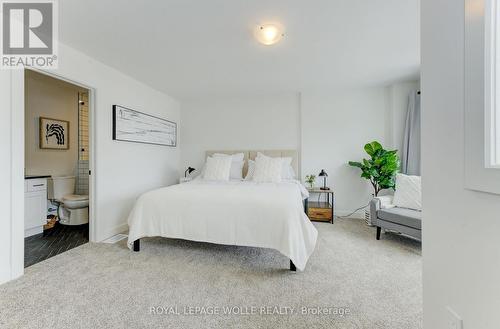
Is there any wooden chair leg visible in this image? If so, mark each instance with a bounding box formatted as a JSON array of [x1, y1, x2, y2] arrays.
[[376, 227, 381, 240]]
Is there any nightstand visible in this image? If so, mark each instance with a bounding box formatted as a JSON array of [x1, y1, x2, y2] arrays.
[[305, 188, 334, 224], [179, 177, 193, 184]]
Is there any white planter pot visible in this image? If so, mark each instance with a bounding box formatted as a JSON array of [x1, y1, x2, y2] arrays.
[[365, 194, 375, 226], [365, 209, 372, 226]]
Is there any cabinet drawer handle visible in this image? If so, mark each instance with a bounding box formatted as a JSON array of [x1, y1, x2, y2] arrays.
[[32, 184, 45, 187]]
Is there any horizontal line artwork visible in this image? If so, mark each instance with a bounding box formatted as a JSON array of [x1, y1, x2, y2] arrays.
[[112, 105, 177, 147]]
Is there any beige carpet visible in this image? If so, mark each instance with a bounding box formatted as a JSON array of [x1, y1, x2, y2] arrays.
[[0, 219, 421, 329]]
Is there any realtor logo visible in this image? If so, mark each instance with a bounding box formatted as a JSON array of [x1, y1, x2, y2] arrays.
[[1, 0, 58, 68]]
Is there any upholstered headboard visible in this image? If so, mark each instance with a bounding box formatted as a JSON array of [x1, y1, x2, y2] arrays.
[[205, 150, 299, 177]]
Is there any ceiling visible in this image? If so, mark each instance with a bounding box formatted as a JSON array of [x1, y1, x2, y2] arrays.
[[59, 0, 420, 100]]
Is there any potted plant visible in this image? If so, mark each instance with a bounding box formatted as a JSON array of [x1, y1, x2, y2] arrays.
[[348, 141, 400, 224], [305, 174, 316, 189]]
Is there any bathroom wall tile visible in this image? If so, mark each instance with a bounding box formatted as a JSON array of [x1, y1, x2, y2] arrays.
[[77, 91, 89, 195]]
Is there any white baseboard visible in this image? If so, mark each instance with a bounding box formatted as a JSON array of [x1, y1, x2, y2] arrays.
[[24, 226, 43, 238], [97, 222, 129, 242], [102, 233, 128, 244]]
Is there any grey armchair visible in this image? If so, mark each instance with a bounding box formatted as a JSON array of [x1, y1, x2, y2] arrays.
[[370, 196, 421, 241]]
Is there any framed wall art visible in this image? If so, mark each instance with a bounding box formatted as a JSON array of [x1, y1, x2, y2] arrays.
[[112, 105, 177, 147], [39, 117, 70, 150]]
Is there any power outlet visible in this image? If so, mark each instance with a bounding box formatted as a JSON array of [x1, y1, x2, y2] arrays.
[[446, 307, 463, 329]]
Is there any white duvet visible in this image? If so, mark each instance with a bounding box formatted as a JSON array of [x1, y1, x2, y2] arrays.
[[127, 179, 318, 271]]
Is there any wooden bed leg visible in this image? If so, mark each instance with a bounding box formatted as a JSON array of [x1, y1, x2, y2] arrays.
[[290, 260, 296, 271], [133, 239, 140, 252]]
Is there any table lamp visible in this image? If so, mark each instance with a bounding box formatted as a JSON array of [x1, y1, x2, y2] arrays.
[[318, 169, 329, 190], [184, 167, 196, 177]]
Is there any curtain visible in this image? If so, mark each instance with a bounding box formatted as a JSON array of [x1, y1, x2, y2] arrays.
[[402, 90, 421, 175]]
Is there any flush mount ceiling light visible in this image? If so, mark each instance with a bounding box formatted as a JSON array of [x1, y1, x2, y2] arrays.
[[255, 24, 285, 45]]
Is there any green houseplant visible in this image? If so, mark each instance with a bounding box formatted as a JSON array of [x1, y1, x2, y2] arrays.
[[348, 141, 400, 196], [305, 175, 316, 189]]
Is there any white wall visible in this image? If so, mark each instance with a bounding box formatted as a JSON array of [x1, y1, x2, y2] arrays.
[[422, 0, 500, 328], [0, 70, 14, 284], [0, 43, 180, 284], [301, 88, 389, 216], [56, 44, 181, 241], [25, 70, 82, 177], [180, 93, 301, 171], [181, 88, 408, 217]]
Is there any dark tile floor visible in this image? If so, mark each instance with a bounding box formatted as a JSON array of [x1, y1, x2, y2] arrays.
[[24, 223, 89, 267]]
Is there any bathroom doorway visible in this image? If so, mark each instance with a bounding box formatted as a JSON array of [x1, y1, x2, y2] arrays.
[[24, 69, 93, 267]]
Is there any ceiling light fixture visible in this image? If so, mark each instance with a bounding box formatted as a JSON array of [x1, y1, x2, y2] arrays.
[[255, 24, 284, 45]]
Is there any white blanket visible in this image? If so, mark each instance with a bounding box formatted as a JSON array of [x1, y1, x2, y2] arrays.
[[127, 179, 318, 271]]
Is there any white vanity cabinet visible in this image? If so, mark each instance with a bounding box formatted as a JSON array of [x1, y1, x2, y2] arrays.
[[24, 178, 48, 237]]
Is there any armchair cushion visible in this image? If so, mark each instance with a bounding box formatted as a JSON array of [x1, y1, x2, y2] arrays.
[[393, 174, 422, 211], [377, 207, 422, 230]]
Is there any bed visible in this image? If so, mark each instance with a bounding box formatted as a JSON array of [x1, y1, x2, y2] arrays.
[[126, 150, 318, 271]]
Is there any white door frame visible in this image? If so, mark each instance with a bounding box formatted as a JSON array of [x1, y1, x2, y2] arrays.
[[10, 67, 97, 279]]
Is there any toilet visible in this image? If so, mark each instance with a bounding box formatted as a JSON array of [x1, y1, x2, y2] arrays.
[[47, 176, 89, 225]]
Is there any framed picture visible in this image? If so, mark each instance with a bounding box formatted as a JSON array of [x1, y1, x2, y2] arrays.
[[112, 105, 177, 147], [39, 117, 70, 150]]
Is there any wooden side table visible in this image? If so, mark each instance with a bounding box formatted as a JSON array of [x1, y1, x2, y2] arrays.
[[305, 188, 334, 224]]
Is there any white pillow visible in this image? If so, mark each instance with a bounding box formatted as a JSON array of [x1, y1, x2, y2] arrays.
[[252, 154, 283, 183], [245, 160, 256, 180], [282, 162, 296, 180], [203, 156, 232, 181], [229, 161, 244, 180], [256, 153, 295, 180], [286, 165, 297, 179], [212, 153, 244, 180], [392, 174, 422, 211], [280, 157, 293, 179], [213, 152, 244, 162]]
